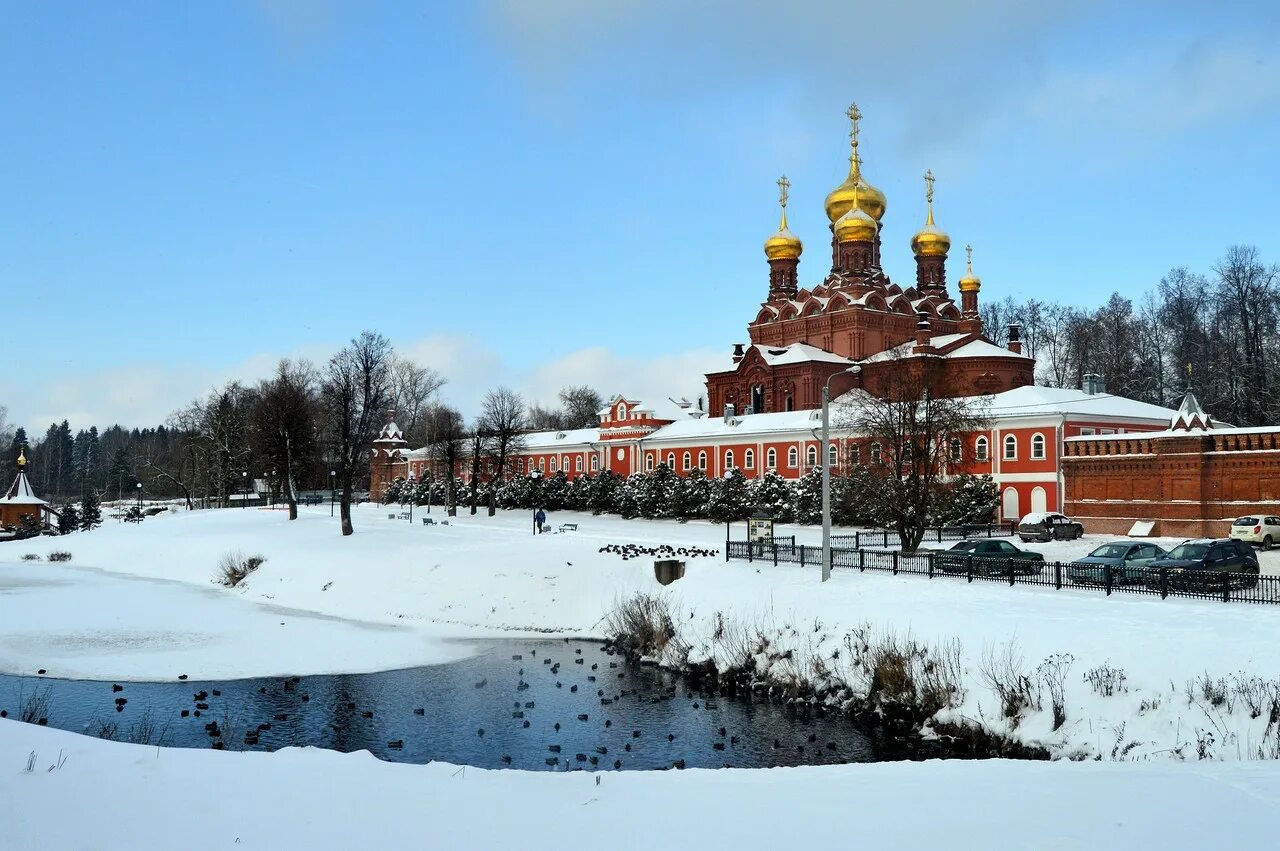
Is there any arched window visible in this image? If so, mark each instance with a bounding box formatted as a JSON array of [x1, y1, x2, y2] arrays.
[[617, 403, 627, 419], [975, 436, 989, 462], [724, 449, 734, 469], [764, 447, 775, 468], [829, 444, 839, 466], [698, 451, 707, 470], [645, 453, 654, 472], [590, 455, 599, 472], [744, 448, 755, 469], [539, 457, 545, 472], [806, 445, 817, 467], [562, 455, 569, 470], [1003, 434, 1018, 460], [682, 451, 691, 471], [550, 457, 558, 472], [949, 438, 962, 463], [1031, 433, 1046, 460], [870, 443, 882, 465], [575, 456, 583, 472], [787, 446, 798, 467], [902, 442, 914, 463]]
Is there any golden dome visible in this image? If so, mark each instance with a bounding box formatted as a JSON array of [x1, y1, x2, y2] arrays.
[[764, 209, 803, 260], [824, 154, 887, 223], [958, 244, 982, 292], [16, 448, 26, 467], [911, 210, 950, 258], [834, 201, 877, 244]]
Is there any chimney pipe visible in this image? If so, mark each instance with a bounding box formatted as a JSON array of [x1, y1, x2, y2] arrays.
[[723, 403, 735, 424], [913, 311, 933, 352], [1007, 323, 1023, 355]]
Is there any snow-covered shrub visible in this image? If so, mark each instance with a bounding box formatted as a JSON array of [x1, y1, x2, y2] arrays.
[[47, 551, 72, 563], [1083, 663, 1128, 697], [1037, 653, 1075, 731], [604, 593, 685, 662], [931, 474, 999, 525], [21, 553, 41, 561], [217, 551, 266, 587], [980, 643, 1041, 723]]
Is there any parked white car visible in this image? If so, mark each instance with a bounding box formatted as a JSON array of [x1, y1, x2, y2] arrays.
[[1229, 515, 1280, 550]]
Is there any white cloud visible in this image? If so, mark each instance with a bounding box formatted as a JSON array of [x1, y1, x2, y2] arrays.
[[2, 334, 725, 431]]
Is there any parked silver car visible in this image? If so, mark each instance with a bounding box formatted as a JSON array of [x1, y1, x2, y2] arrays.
[[1066, 541, 1166, 585]]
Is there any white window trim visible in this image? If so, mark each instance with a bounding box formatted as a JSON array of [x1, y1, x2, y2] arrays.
[[745, 449, 755, 469], [975, 436, 990, 462], [806, 446, 817, 467], [787, 447, 797, 467], [682, 451, 691, 471], [666, 452, 675, 469], [698, 451, 707, 470], [1030, 432, 1046, 461], [1003, 435, 1018, 461], [724, 450, 734, 469]]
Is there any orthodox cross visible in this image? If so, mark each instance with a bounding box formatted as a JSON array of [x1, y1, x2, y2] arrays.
[[777, 175, 791, 210], [924, 169, 935, 204], [846, 102, 862, 143], [965, 244, 973, 266]]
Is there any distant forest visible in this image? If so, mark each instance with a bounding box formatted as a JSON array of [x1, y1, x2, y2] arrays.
[[2, 244, 1276, 503]]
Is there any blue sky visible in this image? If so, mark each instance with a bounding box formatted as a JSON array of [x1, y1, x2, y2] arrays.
[[3, 0, 1279, 429]]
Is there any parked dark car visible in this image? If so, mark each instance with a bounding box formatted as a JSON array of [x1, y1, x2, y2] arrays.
[[1144, 539, 1260, 592], [1066, 541, 1167, 585], [935, 539, 1045, 576], [1017, 512, 1084, 543]]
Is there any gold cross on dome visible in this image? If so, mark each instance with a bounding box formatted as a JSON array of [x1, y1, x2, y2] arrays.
[[777, 175, 791, 209], [965, 244, 973, 266], [924, 169, 935, 204], [846, 102, 862, 143]]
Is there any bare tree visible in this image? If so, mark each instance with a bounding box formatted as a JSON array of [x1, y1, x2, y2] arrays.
[[426, 404, 465, 516], [322, 331, 394, 536], [838, 353, 992, 552], [188, 383, 254, 505], [389, 357, 446, 447], [253, 359, 319, 520], [479, 387, 527, 516], [557, 386, 604, 429]]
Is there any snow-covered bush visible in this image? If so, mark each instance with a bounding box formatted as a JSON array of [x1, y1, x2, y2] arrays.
[[217, 551, 266, 587]]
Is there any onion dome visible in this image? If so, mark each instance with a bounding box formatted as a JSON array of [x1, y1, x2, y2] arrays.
[[763, 175, 802, 260], [911, 170, 950, 257], [825, 154, 887, 224], [17, 448, 26, 467], [958, 244, 982, 292], [834, 183, 878, 243]]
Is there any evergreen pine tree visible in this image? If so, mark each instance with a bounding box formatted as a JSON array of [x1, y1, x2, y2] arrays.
[[80, 489, 102, 530], [749, 470, 796, 522], [793, 468, 824, 524], [680, 469, 712, 520], [16, 514, 42, 540], [542, 472, 571, 511], [708, 468, 751, 523], [57, 503, 80, 534], [615, 473, 646, 519]]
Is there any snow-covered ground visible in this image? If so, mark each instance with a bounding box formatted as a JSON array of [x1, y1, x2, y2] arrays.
[[5, 719, 1279, 849], [5, 505, 1280, 848]]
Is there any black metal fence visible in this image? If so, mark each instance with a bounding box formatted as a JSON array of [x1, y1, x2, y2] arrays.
[[724, 541, 1280, 605], [830, 523, 1016, 551]]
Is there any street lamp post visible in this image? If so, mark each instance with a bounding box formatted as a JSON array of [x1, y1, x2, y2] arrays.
[[271, 470, 277, 509], [329, 469, 336, 517], [821, 365, 861, 583], [241, 471, 248, 509], [407, 472, 416, 523], [136, 481, 143, 513]]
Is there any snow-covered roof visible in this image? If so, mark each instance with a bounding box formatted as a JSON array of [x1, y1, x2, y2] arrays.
[[859, 333, 1029, 364], [521, 427, 601, 450], [598, 395, 706, 422], [755, 343, 857, 367], [644, 408, 824, 443], [1170, 390, 1211, 431], [374, 421, 406, 444], [988, 385, 1179, 422], [1, 469, 47, 507]]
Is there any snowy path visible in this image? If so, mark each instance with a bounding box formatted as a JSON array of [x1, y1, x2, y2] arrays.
[[4, 719, 1279, 850]]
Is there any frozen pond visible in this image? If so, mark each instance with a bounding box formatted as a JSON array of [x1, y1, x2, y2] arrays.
[[0, 639, 877, 770]]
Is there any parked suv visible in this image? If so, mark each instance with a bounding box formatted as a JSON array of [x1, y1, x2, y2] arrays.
[[1017, 512, 1084, 543], [936, 539, 1045, 576], [1145, 538, 1260, 591], [1229, 516, 1280, 550]]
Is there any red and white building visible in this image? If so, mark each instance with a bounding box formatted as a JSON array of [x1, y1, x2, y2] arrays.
[[370, 106, 1186, 520]]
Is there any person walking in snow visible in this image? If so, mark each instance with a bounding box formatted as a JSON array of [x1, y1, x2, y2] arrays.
[[534, 508, 546, 535]]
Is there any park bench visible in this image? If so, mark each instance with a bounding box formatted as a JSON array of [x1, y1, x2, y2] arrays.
[[422, 518, 435, 526], [559, 523, 578, 533]]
